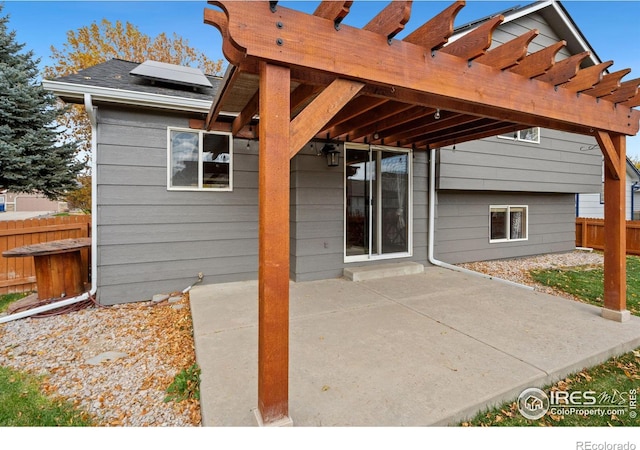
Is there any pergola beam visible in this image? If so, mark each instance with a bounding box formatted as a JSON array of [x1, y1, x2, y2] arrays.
[[206, 1, 639, 136], [289, 78, 364, 158]]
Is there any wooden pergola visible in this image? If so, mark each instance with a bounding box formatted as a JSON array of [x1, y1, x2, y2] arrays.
[[202, 0, 640, 425]]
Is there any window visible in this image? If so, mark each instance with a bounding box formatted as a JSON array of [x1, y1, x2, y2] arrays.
[[168, 128, 232, 191], [498, 127, 540, 144], [490, 205, 528, 242]]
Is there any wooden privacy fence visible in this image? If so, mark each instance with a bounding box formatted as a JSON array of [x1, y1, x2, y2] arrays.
[[0, 215, 91, 295], [576, 217, 640, 256]]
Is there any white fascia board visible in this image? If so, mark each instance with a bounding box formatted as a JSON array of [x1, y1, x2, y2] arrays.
[[42, 80, 238, 116]]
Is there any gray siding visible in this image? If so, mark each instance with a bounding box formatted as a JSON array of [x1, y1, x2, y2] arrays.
[[438, 128, 602, 193], [434, 191, 576, 264], [290, 146, 429, 282], [96, 107, 259, 304]]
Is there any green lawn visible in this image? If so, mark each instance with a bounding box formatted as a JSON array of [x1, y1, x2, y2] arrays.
[[0, 366, 94, 426], [529, 254, 640, 316], [1, 293, 95, 426], [0, 292, 29, 314], [462, 254, 640, 426]]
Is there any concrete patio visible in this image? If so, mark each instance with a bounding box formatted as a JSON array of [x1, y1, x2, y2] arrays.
[[189, 266, 640, 426]]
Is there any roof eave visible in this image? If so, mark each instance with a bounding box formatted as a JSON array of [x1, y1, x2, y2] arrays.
[[42, 79, 237, 117]]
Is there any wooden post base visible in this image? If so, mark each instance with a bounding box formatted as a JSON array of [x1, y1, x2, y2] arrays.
[[601, 308, 631, 323], [253, 408, 293, 427]]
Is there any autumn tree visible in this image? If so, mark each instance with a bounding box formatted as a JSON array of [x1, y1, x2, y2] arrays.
[[64, 174, 91, 213], [0, 6, 83, 199]]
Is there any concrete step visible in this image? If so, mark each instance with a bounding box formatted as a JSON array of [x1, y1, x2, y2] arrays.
[[343, 261, 424, 281]]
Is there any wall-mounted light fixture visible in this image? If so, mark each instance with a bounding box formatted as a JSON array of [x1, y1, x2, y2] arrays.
[[434, 109, 441, 120], [321, 144, 340, 167]]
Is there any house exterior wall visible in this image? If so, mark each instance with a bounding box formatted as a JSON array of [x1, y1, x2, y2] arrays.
[[94, 103, 597, 304], [290, 145, 429, 282], [434, 191, 576, 264], [95, 106, 259, 304], [437, 128, 602, 193]]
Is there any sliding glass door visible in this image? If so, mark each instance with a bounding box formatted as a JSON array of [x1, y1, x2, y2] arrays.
[[345, 145, 411, 261]]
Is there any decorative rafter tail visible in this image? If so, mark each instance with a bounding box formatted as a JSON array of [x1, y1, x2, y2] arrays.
[[560, 61, 613, 94], [533, 51, 590, 86], [583, 69, 632, 98], [313, 0, 353, 25], [204, 7, 246, 66], [602, 78, 640, 104], [440, 15, 503, 60], [475, 29, 538, 70], [509, 41, 565, 78], [363, 0, 413, 40], [621, 91, 640, 108], [403, 0, 465, 50]]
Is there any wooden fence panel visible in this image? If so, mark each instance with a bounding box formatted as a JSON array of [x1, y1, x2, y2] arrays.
[[0, 215, 91, 295], [576, 217, 640, 256]]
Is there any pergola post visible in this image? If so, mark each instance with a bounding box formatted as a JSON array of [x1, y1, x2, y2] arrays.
[[599, 132, 630, 322], [255, 61, 292, 425]]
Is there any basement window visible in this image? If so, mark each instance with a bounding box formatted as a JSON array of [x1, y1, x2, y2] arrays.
[[168, 128, 232, 191], [490, 205, 528, 243]]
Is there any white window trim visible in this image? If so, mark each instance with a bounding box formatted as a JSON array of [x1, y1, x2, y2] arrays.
[[497, 127, 540, 144], [167, 127, 233, 192], [343, 143, 413, 263], [489, 205, 529, 243]]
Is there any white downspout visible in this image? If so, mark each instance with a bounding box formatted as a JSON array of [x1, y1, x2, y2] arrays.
[[0, 94, 99, 324], [427, 148, 533, 291]]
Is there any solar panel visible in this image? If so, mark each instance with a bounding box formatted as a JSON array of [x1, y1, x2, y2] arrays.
[[130, 60, 212, 88]]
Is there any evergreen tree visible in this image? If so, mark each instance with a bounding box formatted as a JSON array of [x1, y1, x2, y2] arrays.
[[0, 6, 83, 199]]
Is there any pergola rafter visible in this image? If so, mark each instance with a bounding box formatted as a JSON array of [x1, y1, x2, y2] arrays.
[[203, 0, 640, 426]]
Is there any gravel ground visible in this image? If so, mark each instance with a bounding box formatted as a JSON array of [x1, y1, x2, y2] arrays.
[[457, 250, 605, 301], [0, 293, 200, 427], [0, 250, 603, 427]]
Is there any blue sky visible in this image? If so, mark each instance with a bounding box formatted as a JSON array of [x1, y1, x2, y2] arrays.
[[3, 0, 640, 158]]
